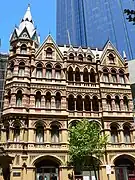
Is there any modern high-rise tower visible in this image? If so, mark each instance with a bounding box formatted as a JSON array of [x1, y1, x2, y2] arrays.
[[56, 0, 135, 59]]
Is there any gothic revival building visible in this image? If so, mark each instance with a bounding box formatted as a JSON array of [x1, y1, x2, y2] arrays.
[[0, 6, 134, 180]]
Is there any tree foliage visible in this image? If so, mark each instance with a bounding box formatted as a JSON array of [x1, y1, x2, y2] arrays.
[[69, 119, 108, 175], [124, 9, 135, 24]]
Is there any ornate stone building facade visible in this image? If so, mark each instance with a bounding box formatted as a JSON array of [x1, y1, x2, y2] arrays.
[[0, 6, 134, 180]]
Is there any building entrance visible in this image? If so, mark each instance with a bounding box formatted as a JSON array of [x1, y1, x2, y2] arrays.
[[115, 155, 135, 180], [35, 157, 59, 180]]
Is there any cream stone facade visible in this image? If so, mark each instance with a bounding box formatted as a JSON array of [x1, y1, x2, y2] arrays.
[[0, 6, 135, 180]]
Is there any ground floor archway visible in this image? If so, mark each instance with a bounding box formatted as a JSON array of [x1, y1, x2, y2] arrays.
[[115, 155, 135, 180], [35, 156, 61, 180]]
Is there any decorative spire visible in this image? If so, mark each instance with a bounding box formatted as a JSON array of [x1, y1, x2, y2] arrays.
[[22, 4, 33, 22], [123, 50, 127, 60], [10, 4, 40, 45]]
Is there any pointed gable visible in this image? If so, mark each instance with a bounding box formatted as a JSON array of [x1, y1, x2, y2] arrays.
[[67, 45, 75, 55], [35, 35, 63, 61], [10, 29, 18, 42], [100, 40, 125, 67], [77, 46, 84, 55], [86, 47, 95, 58]]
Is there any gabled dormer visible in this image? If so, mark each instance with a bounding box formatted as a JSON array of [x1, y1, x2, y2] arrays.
[[9, 5, 40, 57]]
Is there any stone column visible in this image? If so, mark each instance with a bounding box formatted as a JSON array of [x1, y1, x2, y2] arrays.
[[51, 96, 55, 109], [119, 129, 124, 143], [46, 128, 51, 143], [41, 96, 45, 108], [120, 100, 124, 111], [112, 100, 116, 111]]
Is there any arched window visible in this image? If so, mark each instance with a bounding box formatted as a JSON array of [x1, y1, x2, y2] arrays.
[[111, 125, 118, 143], [68, 67, 73, 81], [92, 96, 99, 111], [46, 47, 52, 58], [119, 70, 125, 84], [46, 64, 52, 79], [51, 125, 59, 143], [55, 65, 61, 79], [35, 91, 41, 108], [84, 95, 91, 111], [7, 90, 11, 105], [6, 125, 9, 141], [83, 68, 89, 82], [14, 124, 20, 142], [87, 55, 92, 61], [106, 95, 112, 111], [16, 90, 22, 106], [78, 54, 83, 61], [55, 92, 61, 109], [20, 44, 27, 54], [36, 64, 43, 78], [103, 69, 109, 82], [36, 124, 44, 143], [90, 69, 96, 83], [115, 96, 120, 111], [111, 69, 117, 83], [69, 53, 74, 60], [75, 67, 80, 82], [123, 96, 129, 111], [76, 95, 83, 111], [123, 125, 131, 143], [68, 95, 75, 110], [108, 53, 114, 64], [9, 61, 14, 75], [18, 62, 25, 76], [45, 92, 51, 108]]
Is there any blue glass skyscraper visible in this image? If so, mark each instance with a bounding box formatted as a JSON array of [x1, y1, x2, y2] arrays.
[[56, 0, 135, 59]]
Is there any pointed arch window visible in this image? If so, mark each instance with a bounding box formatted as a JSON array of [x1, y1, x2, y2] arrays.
[[83, 68, 89, 82], [108, 53, 115, 64], [123, 125, 131, 143], [14, 124, 20, 142], [123, 96, 129, 111], [35, 91, 41, 108], [68, 67, 73, 81], [119, 70, 125, 84], [18, 62, 25, 76], [90, 69, 96, 83], [55, 92, 61, 109], [46, 64, 52, 79], [6, 125, 9, 141], [9, 61, 14, 75], [51, 125, 59, 143], [87, 55, 92, 61], [36, 64, 43, 78], [7, 90, 11, 105], [36, 124, 44, 143], [111, 125, 118, 143], [84, 95, 91, 111], [111, 69, 117, 83], [107, 95, 112, 111], [103, 69, 109, 82], [69, 53, 74, 60], [16, 90, 22, 107], [92, 96, 99, 111], [55, 65, 61, 79], [78, 54, 83, 61], [68, 95, 75, 111], [20, 44, 27, 54], [45, 92, 51, 108], [75, 67, 80, 82], [76, 95, 83, 111], [46, 47, 53, 58], [115, 96, 120, 111]]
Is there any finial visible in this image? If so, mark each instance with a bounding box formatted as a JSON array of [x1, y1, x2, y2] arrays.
[[123, 50, 127, 60]]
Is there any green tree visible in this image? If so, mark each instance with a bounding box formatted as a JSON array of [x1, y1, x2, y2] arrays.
[[69, 119, 108, 180], [124, 9, 135, 24]]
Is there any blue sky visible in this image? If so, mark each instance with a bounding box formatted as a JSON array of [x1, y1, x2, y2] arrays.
[[0, 0, 56, 53]]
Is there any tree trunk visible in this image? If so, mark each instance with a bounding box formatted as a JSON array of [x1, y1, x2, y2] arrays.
[[91, 155, 98, 180]]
